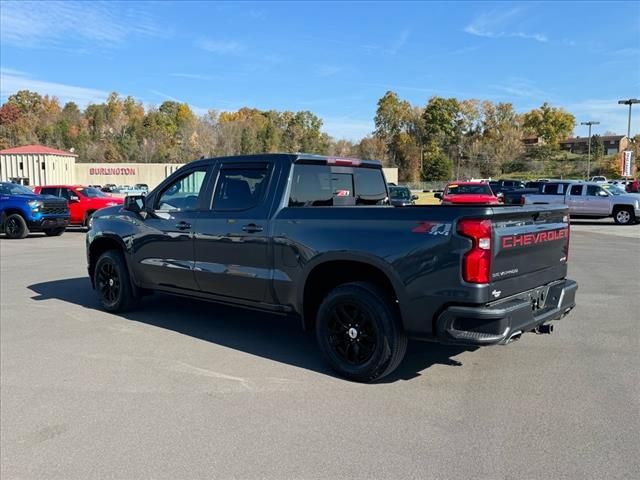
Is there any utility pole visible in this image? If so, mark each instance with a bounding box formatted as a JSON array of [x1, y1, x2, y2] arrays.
[[580, 121, 600, 179]]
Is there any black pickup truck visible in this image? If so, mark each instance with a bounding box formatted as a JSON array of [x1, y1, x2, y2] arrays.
[[86, 154, 577, 381]]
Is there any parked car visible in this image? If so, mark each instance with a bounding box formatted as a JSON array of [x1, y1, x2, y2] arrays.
[[134, 183, 149, 192], [435, 182, 501, 205], [523, 181, 640, 225], [626, 179, 639, 193], [0, 181, 69, 238], [88, 184, 102, 189], [590, 176, 607, 183], [34, 185, 123, 227], [388, 185, 417, 206], [111, 185, 147, 196], [488, 179, 526, 195], [101, 184, 117, 193], [86, 153, 577, 382]]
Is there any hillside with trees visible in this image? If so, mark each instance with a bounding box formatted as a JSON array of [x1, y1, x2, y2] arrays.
[[1, 89, 635, 181]]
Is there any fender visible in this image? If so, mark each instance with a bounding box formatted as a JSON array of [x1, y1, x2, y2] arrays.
[[295, 250, 410, 326]]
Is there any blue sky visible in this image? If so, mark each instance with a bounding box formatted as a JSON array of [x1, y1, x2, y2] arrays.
[[1, 0, 639, 140]]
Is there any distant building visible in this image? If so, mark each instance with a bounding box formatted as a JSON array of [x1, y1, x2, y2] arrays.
[[0, 144, 77, 185], [521, 135, 545, 150], [559, 135, 629, 155]]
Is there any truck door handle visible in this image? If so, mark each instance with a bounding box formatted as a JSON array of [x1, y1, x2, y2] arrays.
[[175, 221, 191, 230], [242, 223, 263, 233]]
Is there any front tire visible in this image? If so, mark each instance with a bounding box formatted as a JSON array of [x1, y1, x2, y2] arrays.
[[44, 227, 65, 237], [315, 282, 407, 382], [613, 207, 635, 225], [94, 250, 138, 312], [4, 214, 28, 239]]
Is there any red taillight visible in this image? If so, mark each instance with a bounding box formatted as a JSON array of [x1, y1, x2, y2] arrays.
[[327, 157, 362, 167], [458, 219, 492, 284]]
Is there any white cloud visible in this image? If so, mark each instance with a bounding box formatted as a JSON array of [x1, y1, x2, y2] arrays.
[[196, 38, 245, 55], [464, 8, 548, 43], [0, 0, 165, 48], [385, 29, 411, 55], [493, 77, 551, 99], [566, 99, 638, 136], [321, 116, 374, 141], [0, 70, 109, 105], [315, 65, 342, 77], [170, 73, 214, 80]]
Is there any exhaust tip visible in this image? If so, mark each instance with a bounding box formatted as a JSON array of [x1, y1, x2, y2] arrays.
[[535, 324, 554, 334]]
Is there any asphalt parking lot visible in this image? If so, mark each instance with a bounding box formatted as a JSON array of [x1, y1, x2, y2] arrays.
[[1, 219, 639, 479]]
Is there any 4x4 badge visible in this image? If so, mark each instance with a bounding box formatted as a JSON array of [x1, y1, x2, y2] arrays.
[[492, 289, 502, 298]]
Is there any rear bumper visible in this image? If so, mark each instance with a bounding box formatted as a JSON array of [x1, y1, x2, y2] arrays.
[[436, 279, 578, 346], [28, 216, 70, 231]]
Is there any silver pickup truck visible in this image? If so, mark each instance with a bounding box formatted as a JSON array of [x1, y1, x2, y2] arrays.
[[524, 181, 640, 225]]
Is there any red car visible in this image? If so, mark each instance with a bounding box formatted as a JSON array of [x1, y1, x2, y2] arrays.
[[436, 182, 501, 205], [34, 185, 123, 227]]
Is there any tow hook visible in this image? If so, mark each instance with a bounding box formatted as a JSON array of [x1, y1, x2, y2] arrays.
[[534, 324, 554, 334]]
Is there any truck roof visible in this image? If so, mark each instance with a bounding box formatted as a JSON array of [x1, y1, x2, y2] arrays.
[[189, 153, 383, 169]]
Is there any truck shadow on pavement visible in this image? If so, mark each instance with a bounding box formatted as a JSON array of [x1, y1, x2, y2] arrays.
[[27, 277, 473, 383]]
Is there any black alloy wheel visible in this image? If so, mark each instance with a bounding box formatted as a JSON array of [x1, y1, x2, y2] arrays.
[[4, 214, 28, 239], [315, 282, 407, 382], [97, 259, 121, 307], [327, 302, 379, 366]]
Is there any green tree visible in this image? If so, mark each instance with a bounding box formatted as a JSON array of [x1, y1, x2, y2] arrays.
[[374, 91, 412, 165], [422, 143, 453, 181], [522, 102, 576, 145]]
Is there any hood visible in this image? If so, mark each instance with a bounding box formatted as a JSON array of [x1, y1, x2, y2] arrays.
[[89, 196, 124, 206], [443, 194, 499, 204], [6, 193, 66, 202], [92, 205, 124, 218]]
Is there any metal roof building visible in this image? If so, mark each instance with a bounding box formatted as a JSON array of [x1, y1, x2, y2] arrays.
[[0, 144, 77, 185]]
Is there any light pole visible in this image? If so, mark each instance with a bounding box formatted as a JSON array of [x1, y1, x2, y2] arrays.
[[618, 99, 639, 179], [618, 98, 640, 139], [581, 120, 600, 178]]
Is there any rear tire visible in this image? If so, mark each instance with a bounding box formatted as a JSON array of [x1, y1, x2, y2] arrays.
[[613, 206, 635, 225], [44, 227, 65, 237], [94, 250, 139, 312], [315, 282, 407, 382], [4, 214, 28, 239]]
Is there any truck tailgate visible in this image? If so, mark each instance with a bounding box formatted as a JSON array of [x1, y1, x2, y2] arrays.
[[490, 205, 569, 297]]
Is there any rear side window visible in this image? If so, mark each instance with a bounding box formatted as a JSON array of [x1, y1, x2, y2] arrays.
[[570, 185, 583, 195], [541, 183, 566, 195], [288, 164, 387, 207], [213, 166, 269, 211]]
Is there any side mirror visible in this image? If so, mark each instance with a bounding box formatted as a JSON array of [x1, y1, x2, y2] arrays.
[[411, 195, 419, 201], [434, 192, 443, 200], [69, 195, 80, 202], [124, 195, 146, 213]]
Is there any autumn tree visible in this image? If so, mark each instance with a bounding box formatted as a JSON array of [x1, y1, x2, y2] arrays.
[[522, 102, 576, 145]]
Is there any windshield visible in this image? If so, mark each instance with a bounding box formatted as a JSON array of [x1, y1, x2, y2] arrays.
[[389, 187, 411, 199], [603, 185, 626, 196], [76, 187, 110, 198], [446, 184, 492, 195], [0, 183, 34, 195]]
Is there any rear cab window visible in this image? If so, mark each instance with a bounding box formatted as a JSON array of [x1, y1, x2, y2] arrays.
[[288, 163, 388, 207]]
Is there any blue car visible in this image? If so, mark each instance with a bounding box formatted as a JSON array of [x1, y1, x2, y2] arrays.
[[0, 182, 70, 239]]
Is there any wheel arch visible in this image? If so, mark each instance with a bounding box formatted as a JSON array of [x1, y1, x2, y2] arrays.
[[88, 234, 129, 287], [298, 252, 407, 332]]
